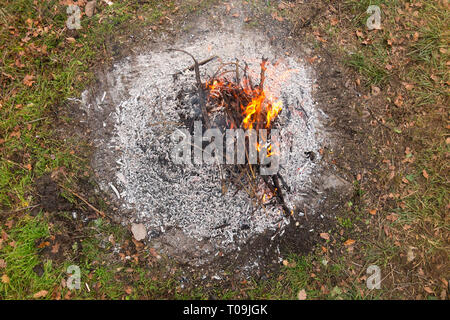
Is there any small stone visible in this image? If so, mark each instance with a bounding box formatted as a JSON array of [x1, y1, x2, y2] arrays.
[[85, 1, 97, 18], [131, 223, 147, 241]]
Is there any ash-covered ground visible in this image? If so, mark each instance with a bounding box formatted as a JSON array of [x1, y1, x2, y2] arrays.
[[79, 19, 331, 265]]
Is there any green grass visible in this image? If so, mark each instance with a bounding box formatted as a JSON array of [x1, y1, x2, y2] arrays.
[[346, 51, 389, 86], [0, 215, 55, 298], [0, 0, 207, 300], [341, 0, 449, 297]]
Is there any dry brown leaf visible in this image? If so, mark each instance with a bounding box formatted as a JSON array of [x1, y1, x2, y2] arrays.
[[271, 12, 283, 22], [387, 213, 399, 222], [369, 209, 377, 215], [1, 274, 10, 284], [0, 259, 6, 269], [23, 74, 35, 87], [344, 239, 355, 246], [320, 233, 330, 240], [422, 169, 429, 179], [125, 286, 133, 295], [297, 289, 307, 300], [33, 290, 48, 298], [51, 242, 60, 254], [424, 287, 434, 294], [402, 82, 414, 90], [15, 59, 25, 68], [394, 95, 403, 107]]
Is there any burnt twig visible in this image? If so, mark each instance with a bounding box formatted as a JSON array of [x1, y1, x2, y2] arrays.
[[167, 48, 211, 129]]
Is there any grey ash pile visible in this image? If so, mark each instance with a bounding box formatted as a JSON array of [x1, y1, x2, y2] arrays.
[[82, 30, 326, 265]]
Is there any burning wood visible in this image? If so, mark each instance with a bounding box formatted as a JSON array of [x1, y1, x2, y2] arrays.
[[169, 49, 293, 218]]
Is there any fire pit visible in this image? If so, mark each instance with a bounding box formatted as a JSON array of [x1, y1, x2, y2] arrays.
[[79, 26, 337, 268]]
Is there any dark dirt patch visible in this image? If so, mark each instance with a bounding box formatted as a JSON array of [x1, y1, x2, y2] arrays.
[[35, 174, 73, 213]]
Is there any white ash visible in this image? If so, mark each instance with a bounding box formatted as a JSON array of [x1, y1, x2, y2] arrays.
[[87, 30, 325, 254]]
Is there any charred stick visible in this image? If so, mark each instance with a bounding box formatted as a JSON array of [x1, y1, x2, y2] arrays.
[[174, 55, 218, 76], [276, 172, 291, 192], [235, 58, 240, 84], [262, 175, 291, 218], [243, 62, 253, 90], [167, 48, 211, 129], [271, 174, 291, 216], [258, 58, 268, 91]]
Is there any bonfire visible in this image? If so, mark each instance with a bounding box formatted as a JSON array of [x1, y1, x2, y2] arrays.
[[168, 48, 292, 217]]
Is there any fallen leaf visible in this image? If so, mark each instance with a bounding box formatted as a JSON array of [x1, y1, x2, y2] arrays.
[[402, 82, 414, 90], [5, 220, 13, 229], [320, 232, 330, 240], [297, 289, 307, 300], [386, 213, 399, 222], [38, 241, 50, 248], [33, 290, 48, 298], [271, 12, 283, 22], [125, 286, 133, 295], [0, 259, 6, 269], [344, 239, 355, 246], [15, 59, 25, 68], [1, 274, 10, 284], [422, 169, 429, 179], [369, 209, 377, 215], [23, 74, 35, 87], [85, 0, 97, 17], [424, 287, 434, 294], [394, 95, 403, 107], [51, 242, 60, 254]]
